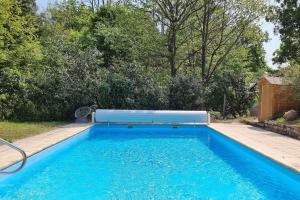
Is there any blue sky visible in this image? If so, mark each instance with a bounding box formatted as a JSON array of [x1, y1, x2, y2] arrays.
[[36, 0, 281, 69], [36, 0, 53, 11], [260, 19, 281, 69]]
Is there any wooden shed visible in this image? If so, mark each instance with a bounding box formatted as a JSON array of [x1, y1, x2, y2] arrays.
[[258, 75, 300, 122]]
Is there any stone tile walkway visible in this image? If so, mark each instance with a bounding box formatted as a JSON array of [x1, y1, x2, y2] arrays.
[[209, 123, 300, 173], [0, 123, 92, 170]]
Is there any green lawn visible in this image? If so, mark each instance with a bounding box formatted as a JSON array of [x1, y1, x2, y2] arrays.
[[275, 117, 300, 126], [0, 121, 67, 142]]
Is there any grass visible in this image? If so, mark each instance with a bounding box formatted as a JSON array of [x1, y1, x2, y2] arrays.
[[239, 116, 258, 122], [0, 121, 67, 142], [275, 117, 300, 126]]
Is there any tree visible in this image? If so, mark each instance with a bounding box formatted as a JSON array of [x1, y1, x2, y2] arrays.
[[47, 0, 93, 32], [89, 5, 165, 68], [270, 0, 300, 64], [169, 74, 203, 110], [283, 61, 300, 99], [86, 0, 114, 11], [146, 0, 203, 77], [25, 36, 104, 120], [0, 0, 41, 119], [205, 21, 267, 117], [190, 0, 265, 84], [19, 0, 37, 14], [0, 0, 269, 121], [207, 70, 258, 118], [87, 0, 101, 11], [0, 0, 41, 68]]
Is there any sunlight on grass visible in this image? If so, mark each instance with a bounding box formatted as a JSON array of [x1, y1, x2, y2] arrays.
[[0, 121, 67, 142], [275, 117, 300, 126]]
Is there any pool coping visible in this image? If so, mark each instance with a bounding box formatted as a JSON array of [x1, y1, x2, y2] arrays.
[[0, 123, 92, 171], [209, 123, 300, 174]]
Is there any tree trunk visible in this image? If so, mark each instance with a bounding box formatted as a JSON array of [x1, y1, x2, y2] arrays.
[[169, 27, 177, 78], [200, 2, 208, 80], [223, 93, 226, 119]]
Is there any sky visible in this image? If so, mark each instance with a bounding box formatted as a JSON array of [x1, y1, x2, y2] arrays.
[[36, 0, 281, 69], [260, 19, 281, 69]]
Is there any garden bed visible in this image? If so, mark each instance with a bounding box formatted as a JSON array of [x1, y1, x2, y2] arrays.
[[242, 120, 300, 140]]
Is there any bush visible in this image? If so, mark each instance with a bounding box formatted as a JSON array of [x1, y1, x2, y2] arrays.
[[12, 38, 169, 121], [169, 74, 204, 110], [210, 111, 222, 122], [283, 61, 300, 99], [206, 72, 257, 118], [272, 112, 284, 120]]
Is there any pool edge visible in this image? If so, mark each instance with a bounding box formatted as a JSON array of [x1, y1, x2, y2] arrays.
[[0, 124, 93, 172], [208, 124, 300, 175]]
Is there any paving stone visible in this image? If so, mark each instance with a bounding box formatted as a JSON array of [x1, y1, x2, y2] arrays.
[[0, 123, 91, 170], [210, 123, 300, 173]]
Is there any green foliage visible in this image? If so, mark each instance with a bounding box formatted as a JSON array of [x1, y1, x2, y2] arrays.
[[275, 117, 300, 125], [0, 0, 41, 120], [207, 70, 258, 118], [27, 36, 103, 120], [283, 61, 300, 99], [20, 35, 168, 120], [0, 1, 269, 121], [270, 0, 300, 63], [48, 0, 92, 31], [209, 111, 222, 121], [169, 74, 203, 110], [19, 0, 37, 14], [200, 21, 267, 118], [272, 112, 284, 120], [89, 6, 165, 68]]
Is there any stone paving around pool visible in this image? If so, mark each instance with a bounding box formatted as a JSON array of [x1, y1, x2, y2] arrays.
[[210, 123, 300, 173], [1, 122, 300, 174], [0, 123, 92, 170]]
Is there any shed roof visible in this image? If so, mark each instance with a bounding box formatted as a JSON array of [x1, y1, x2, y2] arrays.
[[263, 75, 283, 85]]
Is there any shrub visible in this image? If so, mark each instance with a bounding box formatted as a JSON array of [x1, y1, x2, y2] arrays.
[[210, 111, 222, 122], [169, 74, 204, 110]]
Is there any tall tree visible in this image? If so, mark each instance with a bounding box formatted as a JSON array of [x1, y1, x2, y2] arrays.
[[270, 0, 300, 64], [146, 0, 203, 77], [283, 62, 300, 99], [89, 5, 164, 68], [192, 0, 265, 84], [0, 0, 41, 119], [86, 0, 114, 10], [19, 0, 37, 14], [48, 0, 93, 32], [0, 0, 269, 120]]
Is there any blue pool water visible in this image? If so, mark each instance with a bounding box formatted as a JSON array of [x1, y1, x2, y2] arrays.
[[1, 125, 300, 199]]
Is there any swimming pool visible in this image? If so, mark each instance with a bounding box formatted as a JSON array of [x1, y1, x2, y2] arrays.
[[1, 125, 300, 199]]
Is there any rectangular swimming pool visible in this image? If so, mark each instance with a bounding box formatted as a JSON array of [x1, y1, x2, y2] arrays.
[[1, 125, 300, 199]]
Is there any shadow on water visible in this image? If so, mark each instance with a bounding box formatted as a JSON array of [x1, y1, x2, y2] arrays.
[[88, 125, 210, 141]]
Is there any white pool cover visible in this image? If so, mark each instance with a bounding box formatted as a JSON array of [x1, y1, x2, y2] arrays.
[[93, 109, 210, 124]]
